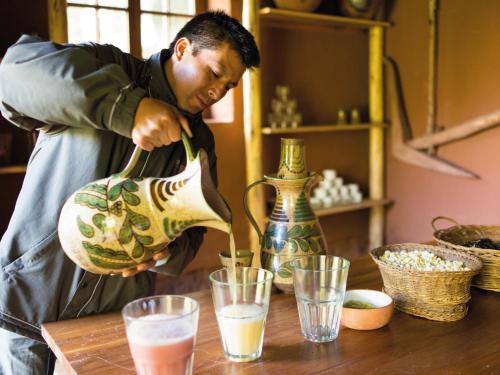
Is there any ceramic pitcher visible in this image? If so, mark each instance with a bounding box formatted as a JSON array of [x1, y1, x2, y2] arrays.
[[58, 132, 232, 274], [244, 138, 327, 293]]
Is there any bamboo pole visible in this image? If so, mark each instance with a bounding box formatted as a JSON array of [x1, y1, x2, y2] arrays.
[[47, 0, 68, 43], [242, 0, 264, 266], [368, 26, 385, 251], [426, 0, 439, 155]]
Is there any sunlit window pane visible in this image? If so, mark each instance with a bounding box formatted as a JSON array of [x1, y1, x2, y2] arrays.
[[68, 0, 96, 5], [168, 16, 190, 41], [98, 9, 130, 52], [67, 6, 97, 43], [141, 0, 168, 12], [98, 0, 127, 8], [141, 13, 169, 58], [169, 0, 195, 15]]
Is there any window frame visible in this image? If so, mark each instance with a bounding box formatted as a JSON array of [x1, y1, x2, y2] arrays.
[[48, 0, 206, 58]]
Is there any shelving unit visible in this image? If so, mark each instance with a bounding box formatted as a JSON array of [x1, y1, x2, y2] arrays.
[[261, 123, 387, 135], [243, 2, 389, 254], [0, 164, 27, 175]]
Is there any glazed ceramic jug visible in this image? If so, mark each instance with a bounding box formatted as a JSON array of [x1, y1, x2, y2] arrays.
[[244, 138, 327, 293], [58, 132, 232, 274]]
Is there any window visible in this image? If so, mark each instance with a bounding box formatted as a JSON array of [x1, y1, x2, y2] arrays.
[[65, 0, 198, 58]]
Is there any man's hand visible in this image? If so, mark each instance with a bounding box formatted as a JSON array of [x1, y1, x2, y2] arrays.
[[109, 249, 170, 277], [132, 98, 192, 151]]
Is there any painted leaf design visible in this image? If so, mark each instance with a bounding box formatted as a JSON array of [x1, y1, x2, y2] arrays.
[[92, 213, 107, 233], [119, 221, 133, 244], [136, 235, 153, 245], [122, 190, 140, 206], [277, 267, 292, 279], [308, 238, 319, 253], [129, 211, 150, 230], [145, 243, 168, 254], [122, 179, 139, 192], [298, 238, 309, 251], [77, 216, 94, 238], [264, 234, 273, 250], [302, 225, 313, 238], [287, 225, 302, 238], [132, 240, 145, 258], [82, 183, 107, 195], [75, 193, 108, 211], [107, 183, 123, 201], [82, 241, 134, 269], [290, 239, 298, 253]]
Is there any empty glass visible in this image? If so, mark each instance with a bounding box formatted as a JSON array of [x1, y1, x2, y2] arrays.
[[291, 256, 350, 343], [122, 295, 199, 375], [209, 267, 273, 362]]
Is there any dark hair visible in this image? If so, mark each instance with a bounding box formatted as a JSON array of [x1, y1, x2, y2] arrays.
[[169, 10, 260, 69]]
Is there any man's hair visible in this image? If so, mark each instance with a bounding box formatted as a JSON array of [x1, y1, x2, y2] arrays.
[[169, 10, 260, 69]]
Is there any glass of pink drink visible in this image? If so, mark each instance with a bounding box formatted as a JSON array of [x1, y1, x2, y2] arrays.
[[122, 295, 199, 375]]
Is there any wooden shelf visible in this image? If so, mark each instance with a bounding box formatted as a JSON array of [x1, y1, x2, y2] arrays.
[[0, 164, 27, 175], [314, 199, 391, 217], [261, 123, 387, 135], [259, 7, 391, 30]]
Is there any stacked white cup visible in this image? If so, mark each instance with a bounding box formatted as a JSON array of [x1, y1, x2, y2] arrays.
[[310, 169, 363, 208]]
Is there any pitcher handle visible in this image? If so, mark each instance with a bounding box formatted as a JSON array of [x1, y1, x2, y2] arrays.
[[431, 216, 460, 232], [243, 179, 267, 243], [119, 130, 195, 178]]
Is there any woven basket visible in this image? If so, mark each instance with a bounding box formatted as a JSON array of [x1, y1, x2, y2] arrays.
[[433, 216, 500, 292], [370, 243, 482, 322]]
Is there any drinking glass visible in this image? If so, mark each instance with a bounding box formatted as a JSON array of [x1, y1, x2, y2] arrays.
[[122, 295, 199, 375], [291, 255, 350, 343], [209, 267, 273, 362]]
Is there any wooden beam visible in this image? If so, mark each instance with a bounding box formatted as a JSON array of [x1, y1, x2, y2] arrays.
[[368, 26, 385, 251], [47, 0, 68, 43], [243, 0, 264, 267]]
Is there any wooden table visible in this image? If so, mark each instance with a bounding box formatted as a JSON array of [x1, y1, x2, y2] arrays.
[[42, 256, 500, 374]]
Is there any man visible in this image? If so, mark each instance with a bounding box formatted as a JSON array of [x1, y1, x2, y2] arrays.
[[0, 10, 259, 374]]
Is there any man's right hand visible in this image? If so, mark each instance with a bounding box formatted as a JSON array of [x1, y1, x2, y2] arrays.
[[132, 97, 192, 151]]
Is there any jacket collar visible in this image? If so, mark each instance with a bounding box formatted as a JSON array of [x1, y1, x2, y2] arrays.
[[148, 49, 202, 123]]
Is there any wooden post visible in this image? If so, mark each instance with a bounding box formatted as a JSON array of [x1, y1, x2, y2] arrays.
[[47, 0, 68, 43], [368, 26, 384, 251], [242, 0, 264, 266]]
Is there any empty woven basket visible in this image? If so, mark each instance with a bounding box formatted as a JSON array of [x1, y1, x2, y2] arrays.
[[370, 243, 482, 322]]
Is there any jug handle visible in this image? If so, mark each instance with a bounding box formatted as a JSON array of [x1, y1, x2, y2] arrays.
[[118, 130, 195, 178], [243, 179, 267, 243]]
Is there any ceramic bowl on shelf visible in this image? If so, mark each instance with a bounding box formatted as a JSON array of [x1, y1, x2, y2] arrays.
[[273, 0, 323, 13], [341, 289, 393, 330]]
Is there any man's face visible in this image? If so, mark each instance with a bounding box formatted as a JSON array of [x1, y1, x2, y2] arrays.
[[170, 38, 246, 114]]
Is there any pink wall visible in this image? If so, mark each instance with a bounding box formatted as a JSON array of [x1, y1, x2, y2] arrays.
[[386, 0, 500, 243]]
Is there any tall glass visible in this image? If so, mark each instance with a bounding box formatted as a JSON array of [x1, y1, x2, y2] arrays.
[[209, 267, 274, 362], [122, 295, 199, 375], [291, 255, 350, 343]]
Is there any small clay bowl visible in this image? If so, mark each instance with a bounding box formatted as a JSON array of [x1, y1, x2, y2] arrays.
[[219, 249, 254, 268], [341, 289, 393, 330]]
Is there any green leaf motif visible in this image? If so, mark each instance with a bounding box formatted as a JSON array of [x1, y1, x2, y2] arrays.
[[92, 213, 107, 233], [129, 211, 150, 230], [122, 190, 140, 206], [308, 238, 319, 253], [75, 193, 108, 212], [298, 238, 309, 251], [119, 221, 133, 244], [107, 183, 123, 201], [287, 225, 302, 238], [132, 240, 145, 259], [277, 267, 292, 279], [163, 218, 199, 240], [290, 239, 298, 253], [82, 183, 107, 195], [122, 179, 139, 192], [82, 241, 131, 260], [136, 235, 153, 245], [77, 216, 95, 238]]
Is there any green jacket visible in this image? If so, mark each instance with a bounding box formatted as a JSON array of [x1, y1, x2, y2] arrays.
[[0, 35, 217, 341]]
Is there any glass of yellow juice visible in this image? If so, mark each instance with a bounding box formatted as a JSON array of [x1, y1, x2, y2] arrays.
[[209, 267, 274, 362]]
